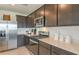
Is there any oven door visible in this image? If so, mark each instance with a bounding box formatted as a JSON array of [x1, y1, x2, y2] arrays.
[[27, 38, 38, 55]]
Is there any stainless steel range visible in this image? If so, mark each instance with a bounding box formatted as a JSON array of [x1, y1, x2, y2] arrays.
[[27, 31, 49, 55], [0, 21, 17, 51], [29, 31, 49, 45]]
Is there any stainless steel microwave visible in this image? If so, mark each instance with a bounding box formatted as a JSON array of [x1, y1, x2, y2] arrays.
[[34, 16, 45, 27]]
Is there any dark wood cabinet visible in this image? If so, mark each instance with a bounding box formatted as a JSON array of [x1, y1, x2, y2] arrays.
[[16, 15, 27, 28], [52, 45, 76, 55], [16, 4, 79, 28], [26, 12, 35, 28], [45, 4, 57, 27], [17, 35, 25, 47], [35, 5, 44, 18], [34, 4, 57, 27], [39, 41, 50, 55], [25, 36, 29, 45], [72, 4, 79, 25], [17, 35, 29, 47], [58, 4, 72, 26], [58, 4, 79, 26], [44, 4, 79, 26], [39, 45, 50, 55]]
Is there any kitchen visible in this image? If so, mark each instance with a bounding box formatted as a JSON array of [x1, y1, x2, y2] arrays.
[[0, 4, 79, 55]]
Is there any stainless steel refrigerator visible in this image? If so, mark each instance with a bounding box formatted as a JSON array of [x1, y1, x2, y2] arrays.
[[0, 21, 17, 51]]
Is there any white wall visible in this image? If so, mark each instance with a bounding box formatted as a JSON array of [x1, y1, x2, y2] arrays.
[[0, 10, 26, 21]]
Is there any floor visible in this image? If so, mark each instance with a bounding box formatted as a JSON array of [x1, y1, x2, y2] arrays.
[[0, 46, 33, 55]]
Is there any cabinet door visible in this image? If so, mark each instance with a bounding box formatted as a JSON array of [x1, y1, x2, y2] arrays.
[[16, 17, 23, 28], [58, 4, 73, 26], [26, 16, 30, 27], [16, 15, 26, 28], [45, 4, 57, 27], [35, 5, 44, 18], [39, 45, 50, 55], [25, 36, 29, 45], [39, 41, 50, 50], [72, 4, 79, 25], [29, 13, 35, 27], [39, 41, 50, 55], [52, 46, 76, 55], [17, 35, 25, 47], [26, 12, 35, 28]]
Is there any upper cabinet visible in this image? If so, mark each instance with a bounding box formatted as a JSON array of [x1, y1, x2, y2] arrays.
[[35, 4, 57, 27], [16, 15, 27, 28], [72, 4, 79, 25], [26, 4, 79, 27], [45, 4, 57, 27], [58, 4, 79, 26], [58, 4, 72, 26], [26, 12, 35, 28], [35, 5, 44, 18], [45, 4, 79, 26]]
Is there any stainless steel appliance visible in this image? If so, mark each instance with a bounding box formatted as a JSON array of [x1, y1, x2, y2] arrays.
[[34, 16, 45, 27], [0, 21, 17, 51], [7, 21, 17, 49], [29, 31, 49, 44], [27, 31, 49, 55]]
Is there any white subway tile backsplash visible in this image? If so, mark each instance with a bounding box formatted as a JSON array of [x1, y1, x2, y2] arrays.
[[65, 35, 72, 44], [47, 26, 79, 44], [59, 35, 64, 42], [17, 26, 79, 44]]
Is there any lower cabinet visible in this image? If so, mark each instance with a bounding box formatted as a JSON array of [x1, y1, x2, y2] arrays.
[[17, 35, 24, 47], [25, 36, 29, 45], [39, 45, 50, 55], [39, 41, 76, 55], [27, 37, 38, 55], [27, 43, 38, 55], [52, 46, 76, 55], [17, 35, 29, 47], [26, 37, 76, 55], [39, 41, 51, 55]]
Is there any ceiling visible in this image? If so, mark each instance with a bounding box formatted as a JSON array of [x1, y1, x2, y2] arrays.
[[0, 4, 43, 16]]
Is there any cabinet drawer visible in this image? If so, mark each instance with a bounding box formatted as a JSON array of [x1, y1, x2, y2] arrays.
[[39, 41, 50, 50], [52, 46, 76, 55], [17, 35, 25, 47]]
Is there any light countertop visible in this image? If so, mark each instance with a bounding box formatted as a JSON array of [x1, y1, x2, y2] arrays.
[[38, 37, 79, 55], [17, 33, 79, 54], [17, 33, 38, 37]]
